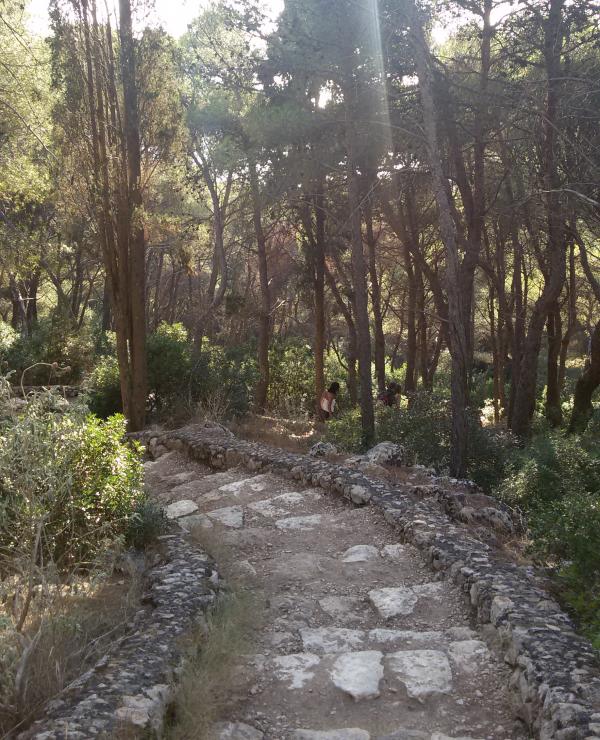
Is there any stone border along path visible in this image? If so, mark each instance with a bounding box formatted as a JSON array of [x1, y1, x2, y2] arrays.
[[19, 534, 220, 739], [139, 424, 600, 740]]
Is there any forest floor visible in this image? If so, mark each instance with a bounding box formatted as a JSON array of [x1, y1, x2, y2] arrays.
[[145, 450, 528, 740]]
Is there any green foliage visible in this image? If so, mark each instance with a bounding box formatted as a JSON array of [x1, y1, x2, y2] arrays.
[[496, 431, 600, 643], [87, 355, 122, 418], [147, 322, 192, 409], [268, 339, 314, 416], [0, 321, 17, 361], [3, 318, 97, 385], [0, 391, 144, 569], [126, 498, 168, 550], [322, 407, 364, 452]]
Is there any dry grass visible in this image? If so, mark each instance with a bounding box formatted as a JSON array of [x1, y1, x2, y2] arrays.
[[163, 523, 262, 740], [230, 412, 319, 453], [0, 572, 143, 737]]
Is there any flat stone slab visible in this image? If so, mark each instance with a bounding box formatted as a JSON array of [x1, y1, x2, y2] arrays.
[[341, 545, 380, 563], [177, 513, 213, 531], [214, 721, 264, 739], [274, 491, 306, 505], [330, 651, 383, 701], [291, 730, 370, 740], [206, 506, 244, 528], [368, 629, 444, 646], [272, 653, 320, 689], [300, 627, 365, 654], [248, 498, 288, 517], [369, 583, 443, 618], [386, 650, 452, 701], [165, 499, 198, 519], [218, 474, 269, 494], [275, 514, 322, 531], [447, 640, 490, 674]]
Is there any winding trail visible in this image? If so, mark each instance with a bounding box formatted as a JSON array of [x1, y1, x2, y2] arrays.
[[146, 451, 522, 740]]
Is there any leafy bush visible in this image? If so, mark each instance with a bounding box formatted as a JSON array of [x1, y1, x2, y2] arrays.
[[3, 317, 98, 385], [322, 407, 364, 452], [87, 325, 258, 422], [324, 390, 514, 489], [496, 432, 600, 644], [268, 339, 314, 416], [0, 390, 144, 569], [87, 355, 122, 418], [126, 498, 168, 549], [0, 320, 17, 361], [147, 322, 192, 410]]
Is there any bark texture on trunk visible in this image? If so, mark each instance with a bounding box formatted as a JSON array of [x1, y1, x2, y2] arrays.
[[248, 156, 270, 412]]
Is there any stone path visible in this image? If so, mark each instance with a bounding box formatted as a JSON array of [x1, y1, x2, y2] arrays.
[[146, 452, 523, 740]]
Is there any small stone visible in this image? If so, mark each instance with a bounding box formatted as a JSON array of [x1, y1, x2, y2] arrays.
[[330, 651, 383, 701], [309, 442, 339, 457], [318, 596, 363, 621], [165, 499, 198, 519], [248, 498, 288, 517], [342, 545, 380, 563]]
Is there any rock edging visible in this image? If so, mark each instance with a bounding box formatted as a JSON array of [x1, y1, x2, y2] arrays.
[[20, 533, 219, 739], [141, 424, 600, 740]]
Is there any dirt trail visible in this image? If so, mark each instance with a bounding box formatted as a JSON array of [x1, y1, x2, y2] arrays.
[[146, 452, 522, 740]]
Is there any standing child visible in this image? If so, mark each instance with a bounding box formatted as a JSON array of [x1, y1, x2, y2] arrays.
[[319, 382, 340, 420]]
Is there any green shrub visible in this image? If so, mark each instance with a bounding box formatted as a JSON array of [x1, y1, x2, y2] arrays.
[[0, 393, 144, 569], [322, 407, 364, 453], [87, 355, 122, 418], [126, 497, 168, 549], [147, 322, 192, 409], [3, 317, 98, 386], [268, 339, 314, 416]]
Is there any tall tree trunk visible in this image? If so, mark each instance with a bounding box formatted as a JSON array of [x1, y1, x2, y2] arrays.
[[344, 97, 374, 447], [410, 10, 470, 476], [364, 191, 386, 394], [558, 240, 576, 389], [119, 0, 147, 431], [248, 156, 270, 412], [511, 0, 566, 438], [314, 188, 326, 408], [568, 321, 600, 434], [404, 244, 418, 393], [545, 302, 563, 426]]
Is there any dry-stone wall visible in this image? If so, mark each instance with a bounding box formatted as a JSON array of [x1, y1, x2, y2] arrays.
[[20, 534, 219, 739], [141, 424, 600, 740]]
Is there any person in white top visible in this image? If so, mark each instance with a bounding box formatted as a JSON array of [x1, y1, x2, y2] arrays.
[[319, 382, 340, 421]]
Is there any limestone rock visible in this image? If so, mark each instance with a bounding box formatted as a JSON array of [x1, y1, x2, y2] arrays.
[[369, 583, 443, 618], [206, 505, 244, 528], [309, 442, 339, 457], [300, 627, 365, 654], [342, 545, 380, 563], [447, 639, 490, 674], [331, 651, 384, 701], [165, 499, 198, 519], [292, 730, 370, 740], [275, 514, 322, 531], [364, 442, 405, 466], [272, 653, 320, 689], [381, 544, 405, 561], [386, 650, 452, 701], [214, 722, 264, 739], [377, 730, 428, 740]]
